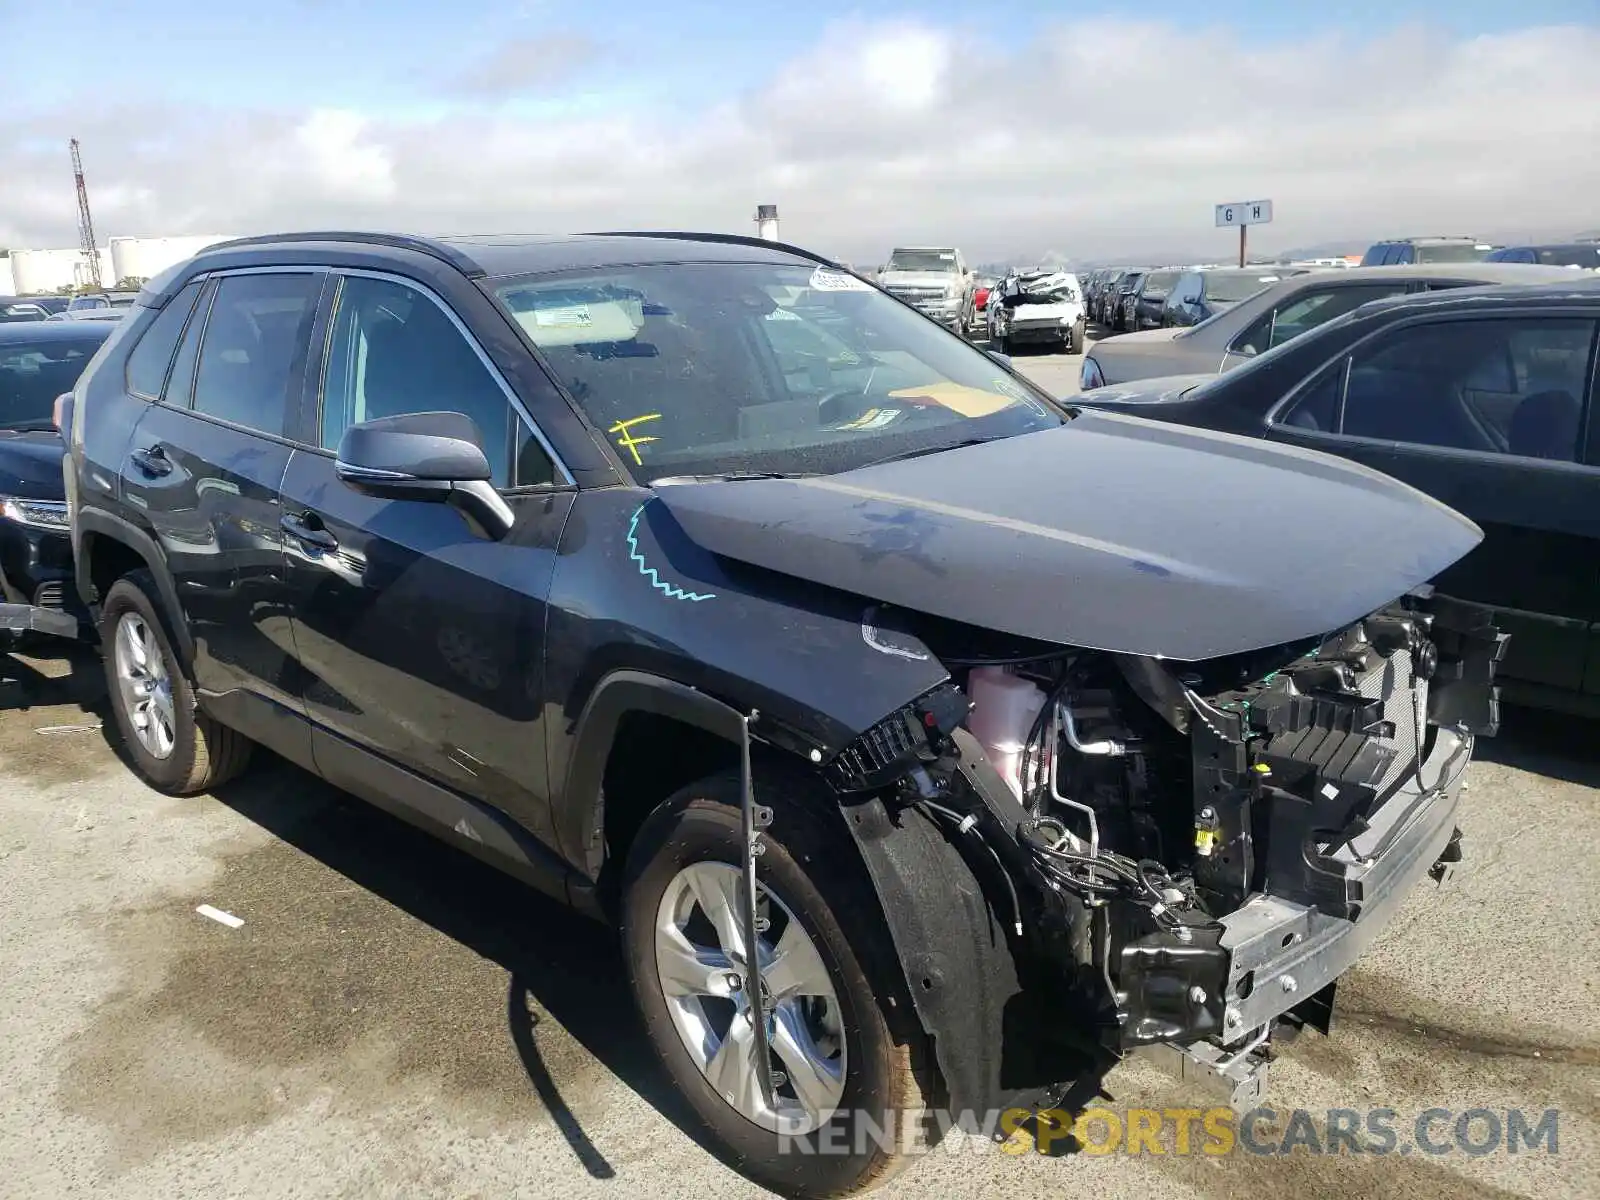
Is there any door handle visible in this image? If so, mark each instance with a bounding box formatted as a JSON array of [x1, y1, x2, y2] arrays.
[[281, 512, 338, 551], [130, 445, 172, 477]]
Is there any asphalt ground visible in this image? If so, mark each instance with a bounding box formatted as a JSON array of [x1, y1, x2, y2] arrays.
[[2, 344, 1597, 1197]]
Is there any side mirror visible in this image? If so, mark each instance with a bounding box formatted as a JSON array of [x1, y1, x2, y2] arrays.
[[335, 411, 514, 539], [987, 350, 1014, 369]]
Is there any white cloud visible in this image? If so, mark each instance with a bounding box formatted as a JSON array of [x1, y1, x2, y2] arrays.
[[2, 18, 1597, 263]]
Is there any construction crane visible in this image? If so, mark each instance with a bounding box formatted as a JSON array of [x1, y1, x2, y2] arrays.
[[70, 138, 102, 290]]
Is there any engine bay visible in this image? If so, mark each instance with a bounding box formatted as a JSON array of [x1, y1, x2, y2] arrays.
[[826, 594, 1504, 1071]]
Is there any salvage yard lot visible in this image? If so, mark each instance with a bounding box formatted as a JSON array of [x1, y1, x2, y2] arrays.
[[3, 639, 1597, 1199]]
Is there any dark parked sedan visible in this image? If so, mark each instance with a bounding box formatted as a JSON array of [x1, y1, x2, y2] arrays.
[[1125, 269, 1182, 330], [1105, 269, 1144, 330], [1077, 277, 1600, 715], [0, 320, 113, 636]]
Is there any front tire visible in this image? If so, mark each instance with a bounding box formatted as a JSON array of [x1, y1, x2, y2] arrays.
[[621, 771, 934, 1197], [100, 570, 252, 794]]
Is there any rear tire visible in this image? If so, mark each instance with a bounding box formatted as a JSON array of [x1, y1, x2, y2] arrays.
[[621, 770, 935, 1197], [100, 570, 252, 795]]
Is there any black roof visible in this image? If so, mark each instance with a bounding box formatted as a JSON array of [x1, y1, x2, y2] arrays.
[[0, 318, 114, 344], [1496, 242, 1599, 253], [1357, 276, 1600, 317], [1367, 235, 1485, 245], [202, 230, 834, 279]]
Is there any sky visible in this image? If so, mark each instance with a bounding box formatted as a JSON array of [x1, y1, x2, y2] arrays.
[[1, 0, 1597, 264]]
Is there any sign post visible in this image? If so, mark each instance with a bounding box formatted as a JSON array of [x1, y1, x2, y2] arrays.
[[1214, 199, 1274, 268]]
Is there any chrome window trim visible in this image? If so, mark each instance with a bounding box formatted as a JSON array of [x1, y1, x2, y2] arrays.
[[312, 267, 575, 489]]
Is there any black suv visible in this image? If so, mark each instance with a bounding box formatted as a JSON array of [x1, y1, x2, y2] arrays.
[[1, 320, 112, 641], [1360, 237, 1492, 266], [65, 232, 1498, 1197]]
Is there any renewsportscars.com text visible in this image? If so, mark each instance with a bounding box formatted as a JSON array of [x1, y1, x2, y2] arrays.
[[776, 1107, 1562, 1158]]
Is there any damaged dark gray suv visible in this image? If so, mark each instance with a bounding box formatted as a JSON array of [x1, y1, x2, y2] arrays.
[[64, 232, 1502, 1197]]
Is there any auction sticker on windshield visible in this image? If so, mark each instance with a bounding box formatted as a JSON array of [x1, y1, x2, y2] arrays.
[[532, 304, 593, 328], [809, 267, 874, 292]]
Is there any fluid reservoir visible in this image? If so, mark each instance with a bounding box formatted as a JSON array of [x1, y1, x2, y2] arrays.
[[966, 666, 1047, 799]]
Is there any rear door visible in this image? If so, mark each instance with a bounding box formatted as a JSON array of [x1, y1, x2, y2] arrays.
[[1268, 308, 1600, 697], [277, 269, 575, 846], [120, 267, 325, 751]]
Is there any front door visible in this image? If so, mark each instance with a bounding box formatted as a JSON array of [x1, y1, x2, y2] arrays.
[[277, 271, 574, 844], [120, 269, 325, 753], [1269, 310, 1600, 696]]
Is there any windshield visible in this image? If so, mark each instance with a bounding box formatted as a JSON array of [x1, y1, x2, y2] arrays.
[[885, 250, 959, 273], [1414, 243, 1491, 263], [0, 334, 103, 429], [1140, 270, 1180, 297], [1535, 246, 1600, 268], [1203, 271, 1285, 302], [493, 262, 1064, 483]]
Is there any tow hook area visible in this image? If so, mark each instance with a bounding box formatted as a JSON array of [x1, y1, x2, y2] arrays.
[[1429, 825, 1465, 886], [1139, 1033, 1272, 1109]]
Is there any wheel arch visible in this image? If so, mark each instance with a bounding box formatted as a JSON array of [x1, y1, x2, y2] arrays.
[[563, 670, 758, 888], [74, 507, 193, 668]]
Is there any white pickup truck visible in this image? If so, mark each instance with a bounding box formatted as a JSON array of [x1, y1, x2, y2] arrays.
[[876, 246, 973, 331]]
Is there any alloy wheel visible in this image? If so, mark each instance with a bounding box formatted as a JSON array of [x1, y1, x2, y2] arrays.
[[113, 612, 176, 759], [654, 861, 847, 1134]]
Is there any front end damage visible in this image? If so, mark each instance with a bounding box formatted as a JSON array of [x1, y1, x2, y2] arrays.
[[826, 595, 1505, 1115]]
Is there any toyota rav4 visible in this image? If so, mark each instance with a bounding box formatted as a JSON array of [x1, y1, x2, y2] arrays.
[[64, 231, 1500, 1198]]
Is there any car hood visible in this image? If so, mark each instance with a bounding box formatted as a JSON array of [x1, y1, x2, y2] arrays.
[[1089, 327, 1226, 385], [1078, 374, 1214, 406], [0, 429, 66, 499], [652, 410, 1482, 662]]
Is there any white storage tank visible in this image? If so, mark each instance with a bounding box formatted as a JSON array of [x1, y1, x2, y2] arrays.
[[8, 247, 102, 294], [109, 235, 234, 285]]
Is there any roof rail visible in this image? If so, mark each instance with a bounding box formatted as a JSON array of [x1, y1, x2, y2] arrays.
[[585, 230, 839, 268], [202, 231, 486, 277]]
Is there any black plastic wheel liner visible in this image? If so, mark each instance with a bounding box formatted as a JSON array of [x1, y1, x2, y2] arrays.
[[840, 792, 1095, 1124]]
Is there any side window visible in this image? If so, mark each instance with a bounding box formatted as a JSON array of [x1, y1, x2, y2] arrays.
[[1278, 359, 1349, 432], [1393, 245, 1415, 265], [165, 280, 214, 408], [1264, 285, 1409, 350], [320, 275, 548, 489], [191, 273, 321, 437], [1341, 318, 1595, 461], [123, 280, 202, 398]]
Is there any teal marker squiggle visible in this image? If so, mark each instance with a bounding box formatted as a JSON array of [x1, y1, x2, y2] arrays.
[[627, 504, 716, 602]]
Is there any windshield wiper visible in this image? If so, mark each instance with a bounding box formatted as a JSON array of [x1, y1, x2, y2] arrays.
[[651, 471, 821, 485], [0, 418, 58, 433], [857, 436, 1010, 469]]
